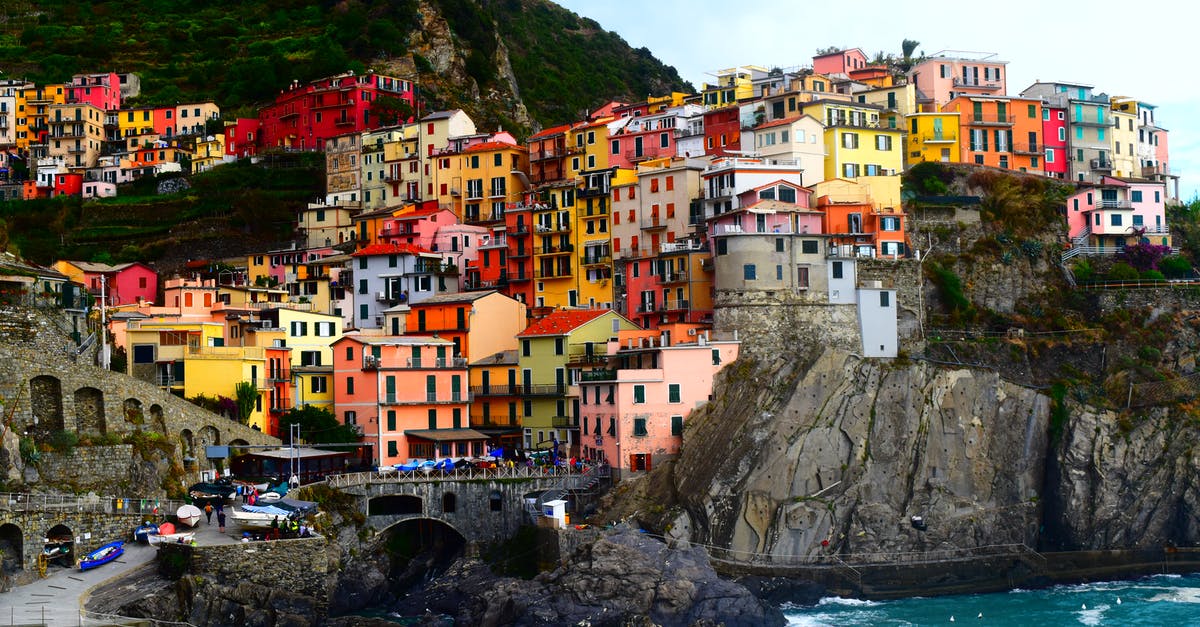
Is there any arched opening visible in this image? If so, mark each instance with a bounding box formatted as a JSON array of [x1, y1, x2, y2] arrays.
[[197, 425, 221, 473], [380, 518, 466, 606], [30, 375, 64, 437], [0, 523, 22, 571], [442, 492, 457, 514], [73, 387, 106, 435], [150, 404, 166, 433], [123, 398, 145, 427], [44, 523, 74, 569], [180, 429, 195, 457], [228, 438, 249, 458], [489, 490, 503, 512], [369, 494, 423, 516]]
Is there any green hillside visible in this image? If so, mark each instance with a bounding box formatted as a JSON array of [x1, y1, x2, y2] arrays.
[[0, 0, 691, 131]]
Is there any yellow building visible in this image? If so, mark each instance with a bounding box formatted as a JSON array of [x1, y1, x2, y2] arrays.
[[116, 107, 160, 148], [468, 349, 523, 447], [1109, 105, 1138, 179], [905, 112, 961, 166], [46, 102, 105, 168], [16, 83, 66, 149], [701, 66, 764, 109], [192, 133, 226, 173], [516, 309, 640, 453], [803, 101, 905, 182], [271, 308, 342, 414], [458, 140, 529, 223], [856, 83, 918, 130]]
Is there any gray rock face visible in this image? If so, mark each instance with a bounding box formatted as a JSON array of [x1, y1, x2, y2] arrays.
[[677, 349, 1051, 559], [390, 530, 784, 627]]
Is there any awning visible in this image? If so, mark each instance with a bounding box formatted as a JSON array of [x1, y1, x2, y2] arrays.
[[404, 428, 490, 442]]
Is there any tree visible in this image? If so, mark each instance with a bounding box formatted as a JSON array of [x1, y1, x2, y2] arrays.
[[1120, 240, 1173, 272], [278, 405, 360, 447], [370, 95, 414, 126], [901, 39, 920, 60], [234, 381, 257, 425]]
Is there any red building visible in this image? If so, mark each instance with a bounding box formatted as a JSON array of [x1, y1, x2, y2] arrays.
[[256, 71, 417, 152], [225, 119, 261, 158], [66, 73, 121, 111], [1042, 104, 1068, 179], [703, 106, 742, 156], [51, 172, 83, 197]]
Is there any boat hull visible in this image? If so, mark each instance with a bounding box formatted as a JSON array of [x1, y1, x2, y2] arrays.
[[79, 541, 124, 571]]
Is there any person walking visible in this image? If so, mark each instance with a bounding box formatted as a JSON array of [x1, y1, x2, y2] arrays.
[[217, 509, 226, 533], [204, 502, 213, 525]]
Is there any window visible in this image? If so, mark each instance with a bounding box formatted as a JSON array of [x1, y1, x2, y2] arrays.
[[668, 383, 681, 403], [880, 292, 890, 307], [880, 217, 900, 231], [842, 132, 859, 149], [776, 238, 785, 252], [554, 337, 564, 355], [712, 349, 721, 365], [1131, 190, 1143, 202], [1111, 214, 1122, 226], [521, 340, 531, 357], [832, 261, 844, 279], [633, 384, 646, 404], [310, 376, 328, 393], [875, 135, 892, 151], [386, 410, 396, 431], [633, 418, 648, 436], [346, 377, 355, 394], [671, 415, 683, 436], [743, 264, 756, 280]]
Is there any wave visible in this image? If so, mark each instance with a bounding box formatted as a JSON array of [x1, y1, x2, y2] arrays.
[[1076, 603, 1108, 626], [1148, 588, 1200, 603], [815, 596, 881, 607]]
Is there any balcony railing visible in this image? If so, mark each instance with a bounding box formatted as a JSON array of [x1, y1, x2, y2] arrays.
[[535, 268, 572, 280], [640, 217, 668, 230], [405, 357, 469, 368], [660, 271, 689, 284], [952, 78, 1003, 90], [922, 133, 958, 144], [661, 299, 691, 311], [1096, 199, 1132, 209], [552, 416, 576, 428], [581, 254, 612, 266], [537, 244, 573, 255], [637, 302, 657, 313], [467, 384, 567, 397], [1012, 143, 1040, 155], [383, 393, 470, 405], [535, 222, 571, 234], [580, 369, 617, 382], [660, 240, 707, 254], [969, 115, 1013, 126]]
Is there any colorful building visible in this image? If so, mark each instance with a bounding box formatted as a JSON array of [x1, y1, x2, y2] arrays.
[[803, 100, 904, 182], [906, 112, 961, 166], [53, 260, 158, 306], [579, 329, 739, 478], [403, 290, 526, 361], [66, 73, 122, 111], [256, 71, 417, 152], [813, 177, 906, 258], [1064, 176, 1170, 252], [468, 349, 523, 447], [908, 52, 1008, 110], [516, 309, 640, 455], [332, 334, 481, 467], [943, 95, 1044, 173]]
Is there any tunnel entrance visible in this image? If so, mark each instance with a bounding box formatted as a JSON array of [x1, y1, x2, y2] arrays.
[[380, 518, 466, 597]]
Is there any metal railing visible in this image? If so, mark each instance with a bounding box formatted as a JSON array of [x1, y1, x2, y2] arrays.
[[0, 492, 185, 516], [325, 463, 602, 488]]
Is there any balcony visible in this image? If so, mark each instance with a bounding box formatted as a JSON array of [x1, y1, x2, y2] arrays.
[[383, 393, 470, 406], [508, 272, 532, 282], [489, 187, 507, 199], [640, 216, 668, 231], [1141, 165, 1180, 178], [510, 247, 531, 259], [510, 223, 531, 236], [581, 254, 612, 266], [625, 150, 650, 162], [922, 133, 958, 144], [1012, 143, 1041, 155], [1073, 117, 1116, 128], [552, 416, 576, 428], [580, 369, 617, 382], [406, 357, 469, 368], [969, 115, 1013, 126], [362, 355, 381, 370], [660, 270, 689, 284], [536, 244, 573, 256], [825, 117, 880, 129], [702, 186, 735, 200], [661, 299, 691, 311], [479, 235, 508, 249], [379, 226, 416, 238], [535, 222, 571, 234], [1091, 159, 1113, 171], [952, 78, 1003, 90], [577, 186, 609, 199], [637, 302, 657, 313], [535, 268, 572, 280], [567, 347, 608, 366], [1096, 199, 1132, 210], [311, 98, 355, 110]]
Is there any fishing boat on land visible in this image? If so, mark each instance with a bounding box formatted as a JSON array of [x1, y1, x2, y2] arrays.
[[176, 504, 203, 528], [230, 498, 319, 529], [79, 541, 123, 571], [42, 537, 72, 562], [148, 523, 194, 545], [133, 522, 159, 543], [188, 479, 237, 501]]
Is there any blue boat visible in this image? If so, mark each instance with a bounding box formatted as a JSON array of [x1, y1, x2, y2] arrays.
[[133, 522, 159, 543], [79, 541, 123, 571]]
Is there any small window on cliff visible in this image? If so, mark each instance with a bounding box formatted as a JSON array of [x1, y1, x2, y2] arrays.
[[443, 493, 457, 513], [489, 491, 502, 512]]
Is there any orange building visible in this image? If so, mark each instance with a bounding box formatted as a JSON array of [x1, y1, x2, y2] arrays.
[[332, 334, 484, 467], [944, 95, 1044, 173], [402, 290, 526, 361]]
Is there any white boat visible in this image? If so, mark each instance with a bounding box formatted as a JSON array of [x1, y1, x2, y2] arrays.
[[148, 532, 195, 546], [176, 504, 203, 528], [230, 499, 318, 529]]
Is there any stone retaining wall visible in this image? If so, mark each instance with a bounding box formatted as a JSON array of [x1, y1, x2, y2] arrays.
[[159, 536, 334, 607]]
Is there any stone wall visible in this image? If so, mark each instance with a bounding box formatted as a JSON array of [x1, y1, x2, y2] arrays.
[[159, 536, 335, 607], [0, 339, 278, 489], [0, 506, 149, 588]]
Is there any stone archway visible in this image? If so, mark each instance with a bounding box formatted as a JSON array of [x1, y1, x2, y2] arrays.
[[74, 387, 106, 435], [150, 404, 166, 433], [0, 523, 22, 571], [378, 518, 466, 592], [123, 398, 145, 428], [369, 494, 423, 516], [180, 429, 195, 459], [30, 375, 64, 434], [198, 425, 220, 447], [44, 523, 73, 570]]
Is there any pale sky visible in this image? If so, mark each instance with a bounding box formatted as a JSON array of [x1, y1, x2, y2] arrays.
[[554, 0, 1196, 202]]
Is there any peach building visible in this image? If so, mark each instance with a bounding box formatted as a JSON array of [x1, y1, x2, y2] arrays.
[[579, 329, 739, 479]]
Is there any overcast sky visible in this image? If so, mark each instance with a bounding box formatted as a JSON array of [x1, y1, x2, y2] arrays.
[[554, 0, 1196, 202]]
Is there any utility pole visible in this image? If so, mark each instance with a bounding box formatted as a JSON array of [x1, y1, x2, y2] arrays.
[[99, 275, 110, 370]]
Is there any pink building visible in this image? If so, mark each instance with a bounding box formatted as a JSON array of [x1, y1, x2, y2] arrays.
[[377, 205, 461, 250], [812, 48, 868, 76], [66, 73, 121, 111], [54, 260, 158, 306], [332, 334, 483, 468], [908, 52, 1007, 110], [579, 329, 739, 479], [1042, 105, 1068, 179], [1065, 176, 1170, 251]]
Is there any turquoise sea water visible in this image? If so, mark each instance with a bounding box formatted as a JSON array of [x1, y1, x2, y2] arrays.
[[784, 574, 1200, 626]]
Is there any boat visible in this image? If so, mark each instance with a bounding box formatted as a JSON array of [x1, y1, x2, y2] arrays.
[[188, 479, 237, 501], [230, 498, 319, 530], [79, 541, 124, 571], [148, 531, 195, 546], [42, 537, 73, 562], [176, 504, 203, 528], [133, 522, 159, 543]]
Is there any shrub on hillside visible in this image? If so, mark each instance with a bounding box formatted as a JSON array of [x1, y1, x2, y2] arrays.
[[1107, 263, 1139, 281], [1158, 254, 1193, 279]]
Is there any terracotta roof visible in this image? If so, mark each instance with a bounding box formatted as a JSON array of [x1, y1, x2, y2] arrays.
[[464, 141, 525, 153], [528, 124, 572, 140], [517, 309, 609, 338], [756, 115, 802, 130], [350, 243, 434, 257]]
